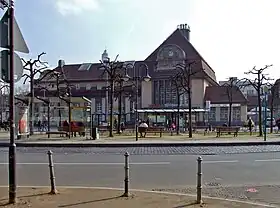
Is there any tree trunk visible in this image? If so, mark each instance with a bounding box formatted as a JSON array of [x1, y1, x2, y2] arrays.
[[270, 96, 274, 134], [176, 90, 180, 135], [117, 90, 122, 134], [228, 102, 232, 127], [258, 90, 263, 136], [188, 90, 192, 138], [109, 81, 114, 137], [29, 69, 34, 135]]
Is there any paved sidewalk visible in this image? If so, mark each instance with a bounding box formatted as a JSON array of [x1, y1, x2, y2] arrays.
[[0, 131, 279, 147], [154, 184, 280, 207], [0, 187, 272, 208]]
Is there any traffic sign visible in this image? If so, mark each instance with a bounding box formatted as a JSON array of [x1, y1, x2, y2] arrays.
[[0, 9, 29, 53], [0, 49, 23, 82]]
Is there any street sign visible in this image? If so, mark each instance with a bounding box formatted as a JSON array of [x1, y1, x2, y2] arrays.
[[0, 9, 29, 53], [0, 49, 23, 82]]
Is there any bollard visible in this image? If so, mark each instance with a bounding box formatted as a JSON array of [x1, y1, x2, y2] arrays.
[[196, 156, 202, 204], [47, 150, 57, 194], [122, 152, 130, 197]]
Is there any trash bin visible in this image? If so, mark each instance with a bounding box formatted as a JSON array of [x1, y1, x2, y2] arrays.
[[91, 127, 99, 140]]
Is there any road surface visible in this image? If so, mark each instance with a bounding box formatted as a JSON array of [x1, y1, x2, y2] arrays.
[[0, 149, 280, 189]]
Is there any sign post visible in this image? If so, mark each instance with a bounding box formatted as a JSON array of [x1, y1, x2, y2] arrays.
[[0, 0, 29, 204]]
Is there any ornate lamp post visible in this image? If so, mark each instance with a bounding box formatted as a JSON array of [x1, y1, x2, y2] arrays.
[[122, 63, 151, 141]]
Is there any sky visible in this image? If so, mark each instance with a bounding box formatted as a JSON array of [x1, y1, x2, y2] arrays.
[[3, 0, 280, 84]]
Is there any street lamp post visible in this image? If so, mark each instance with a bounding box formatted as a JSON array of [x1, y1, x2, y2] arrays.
[[101, 54, 116, 138], [122, 63, 151, 141]]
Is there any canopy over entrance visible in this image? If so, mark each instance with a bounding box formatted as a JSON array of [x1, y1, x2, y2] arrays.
[[136, 108, 206, 113]]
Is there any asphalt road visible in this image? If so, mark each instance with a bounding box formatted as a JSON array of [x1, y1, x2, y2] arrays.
[[0, 149, 280, 190]]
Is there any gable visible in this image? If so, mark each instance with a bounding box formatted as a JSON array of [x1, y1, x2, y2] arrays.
[[145, 28, 217, 84]]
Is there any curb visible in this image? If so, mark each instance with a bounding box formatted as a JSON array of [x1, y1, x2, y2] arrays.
[[0, 141, 280, 148], [0, 185, 276, 208]]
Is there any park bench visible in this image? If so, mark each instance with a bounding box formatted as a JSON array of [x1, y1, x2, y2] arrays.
[[138, 126, 164, 138], [55, 126, 86, 137], [46, 130, 68, 137], [97, 126, 109, 135], [216, 126, 240, 137]]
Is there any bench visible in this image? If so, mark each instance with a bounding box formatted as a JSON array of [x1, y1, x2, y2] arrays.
[[216, 126, 240, 137], [46, 131, 68, 137], [138, 127, 164, 138], [57, 126, 86, 137], [97, 126, 109, 135]]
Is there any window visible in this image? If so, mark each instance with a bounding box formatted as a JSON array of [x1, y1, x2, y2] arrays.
[[209, 107, 216, 121], [232, 106, 241, 121], [95, 98, 102, 113], [153, 81, 159, 104], [180, 92, 188, 107], [159, 80, 165, 104], [220, 107, 228, 122], [76, 84, 80, 89], [86, 84, 91, 90], [165, 80, 172, 104], [130, 100, 135, 121]]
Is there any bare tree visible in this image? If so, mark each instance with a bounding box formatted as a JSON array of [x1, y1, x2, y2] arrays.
[[221, 78, 241, 127], [114, 74, 132, 134], [170, 73, 185, 135], [99, 55, 123, 137], [174, 60, 202, 138], [267, 82, 277, 133], [21, 52, 48, 135], [36, 70, 73, 137], [243, 65, 273, 136]]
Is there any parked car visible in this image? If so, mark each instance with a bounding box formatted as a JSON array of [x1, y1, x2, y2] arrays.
[[266, 117, 276, 127]]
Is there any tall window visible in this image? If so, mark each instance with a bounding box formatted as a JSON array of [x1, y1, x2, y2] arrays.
[[130, 99, 135, 121], [209, 107, 216, 121], [122, 97, 126, 122], [165, 80, 172, 104], [153, 81, 159, 104], [95, 98, 102, 113], [220, 107, 228, 122], [159, 80, 165, 104], [171, 88, 177, 104], [232, 106, 241, 121], [180, 92, 188, 107]]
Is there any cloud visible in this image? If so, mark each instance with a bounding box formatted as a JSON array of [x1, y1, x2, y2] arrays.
[[55, 0, 99, 16]]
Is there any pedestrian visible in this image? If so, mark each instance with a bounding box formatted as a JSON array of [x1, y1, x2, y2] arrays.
[[37, 120, 42, 132], [248, 117, 253, 135], [42, 115, 48, 131]]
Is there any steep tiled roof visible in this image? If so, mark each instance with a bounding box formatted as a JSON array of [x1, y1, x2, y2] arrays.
[[145, 28, 217, 85], [36, 28, 218, 86], [204, 86, 248, 104]]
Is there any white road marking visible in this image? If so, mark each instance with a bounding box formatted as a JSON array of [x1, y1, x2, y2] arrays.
[[203, 160, 239, 164], [254, 159, 280, 162], [0, 162, 171, 166]]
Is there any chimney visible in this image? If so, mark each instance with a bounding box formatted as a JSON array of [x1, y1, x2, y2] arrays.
[[178, 23, 191, 41]]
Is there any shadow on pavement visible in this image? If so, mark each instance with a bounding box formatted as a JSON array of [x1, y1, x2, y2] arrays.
[[173, 201, 198, 207], [58, 196, 121, 207]]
